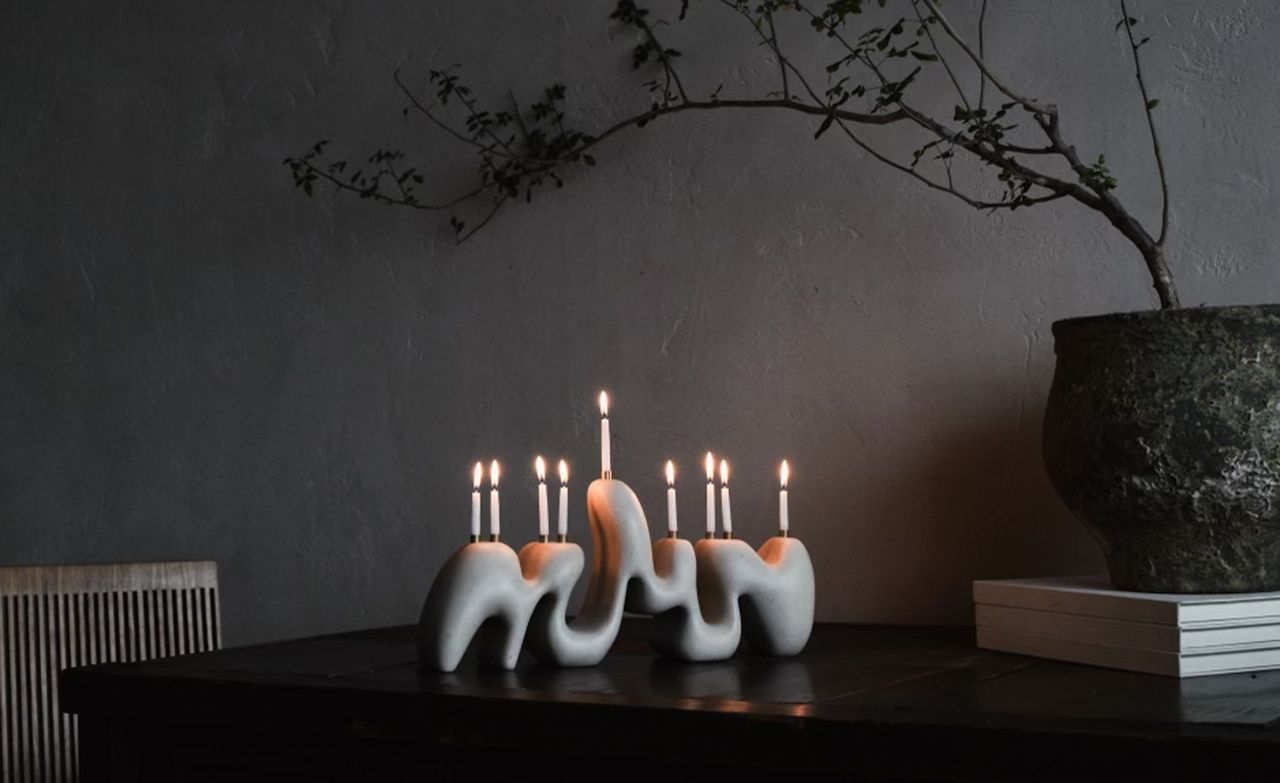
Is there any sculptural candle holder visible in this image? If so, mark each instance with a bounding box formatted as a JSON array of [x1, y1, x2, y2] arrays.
[[419, 478, 815, 671]]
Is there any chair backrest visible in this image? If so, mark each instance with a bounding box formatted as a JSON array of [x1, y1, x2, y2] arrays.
[[0, 560, 220, 782]]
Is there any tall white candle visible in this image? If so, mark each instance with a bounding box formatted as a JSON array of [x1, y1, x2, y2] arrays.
[[779, 460, 790, 535], [557, 459, 569, 539], [489, 460, 501, 540], [536, 456, 549, 539], [665, 460, 678, 536], [704, 452, 716, 537], [719, 459, 733, 537], [599, 391, 611, 478], [470, 462, 483, 540]]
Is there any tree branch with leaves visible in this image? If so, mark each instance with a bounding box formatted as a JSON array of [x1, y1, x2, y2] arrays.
[[285, 0, 1180, 308]]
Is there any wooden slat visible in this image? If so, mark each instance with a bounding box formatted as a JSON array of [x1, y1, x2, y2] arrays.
[[0, 561, 219, 782], [22, 594, 34, 783], [211, 587, 222, 649], [1, 597, 11, 782], [61, 594, 75, 783], [0, 598, 8, 782], [36, 594, 51, 782], [51, 595, 65, 783]]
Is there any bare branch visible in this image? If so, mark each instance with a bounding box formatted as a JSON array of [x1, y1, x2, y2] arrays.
[[633, 10, 688, 103], [832, 118, 1065, 211], [716, 1, 831, 112], [581, 99, 908, 157], [763, 4, 790, 100], [903, 106, 1104, 211], [296, 97, 907, 211], [997, 142, 1058, 155], [383, 157, 412, 202], [451, 81, 516, 156], [289, 158, 488, 211], [910, 0, 971, 111], [1035, 110, 1179, 307], [292, 0, 1183, 307], [395, 70, 511, 158], [977, 0, 989, 109], [918, 0, 1053, 115], [1120, 0, 1170, 248], [823, 28, 1098, 211], [456, 194, 509, 242]]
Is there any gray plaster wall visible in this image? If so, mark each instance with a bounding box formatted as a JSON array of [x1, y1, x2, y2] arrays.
[[2, 0, 1277, 646]]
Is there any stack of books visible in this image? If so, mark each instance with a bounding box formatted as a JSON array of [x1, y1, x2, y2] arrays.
[[973, 575, 1280, 677]]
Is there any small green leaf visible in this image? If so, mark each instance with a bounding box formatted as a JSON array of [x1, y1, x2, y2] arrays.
[[1146, 98, 1160, 110]]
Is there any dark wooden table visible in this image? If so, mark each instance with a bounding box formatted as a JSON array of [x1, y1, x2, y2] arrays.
[[61, 621, 1280, 781]]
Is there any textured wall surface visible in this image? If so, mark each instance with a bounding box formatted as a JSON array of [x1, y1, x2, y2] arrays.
[[2, 1, 1278, 645]]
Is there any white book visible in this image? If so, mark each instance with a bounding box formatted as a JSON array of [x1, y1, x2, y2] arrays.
[[972, 575, 1280, 626], [975, 604, 1280, 653], [976, 626, 1280, 678]]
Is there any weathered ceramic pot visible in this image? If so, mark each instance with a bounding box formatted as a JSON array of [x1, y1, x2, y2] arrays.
[[1043, 305, 1280, 593]]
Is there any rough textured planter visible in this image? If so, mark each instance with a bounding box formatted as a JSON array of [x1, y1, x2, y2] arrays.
[[1043, 304, 1280, 593]]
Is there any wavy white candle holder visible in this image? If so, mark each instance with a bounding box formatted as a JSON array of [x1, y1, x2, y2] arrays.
[[418, 478, 814, 671]]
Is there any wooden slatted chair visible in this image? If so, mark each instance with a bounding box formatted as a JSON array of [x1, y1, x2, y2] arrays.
[[0, 561, 221, 782]]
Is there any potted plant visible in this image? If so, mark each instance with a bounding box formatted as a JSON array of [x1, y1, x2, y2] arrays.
[[285, 1, 1280, 593]]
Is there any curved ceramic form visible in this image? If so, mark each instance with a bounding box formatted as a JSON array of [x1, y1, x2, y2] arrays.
[[418, 478, 815, 670], [650, 536, 814, 660]]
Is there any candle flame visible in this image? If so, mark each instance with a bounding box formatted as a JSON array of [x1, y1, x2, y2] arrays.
[[473, 461, 484, 490], [665, 460, 675, 487], [489, 460, 500, 488], [535, 455, 546, 482], [558, 459, 568, 485], [598, 390, 609, 417], [780, 459, 790, 489], [719, 459, 730, 486], [705, 452, 715, 481]]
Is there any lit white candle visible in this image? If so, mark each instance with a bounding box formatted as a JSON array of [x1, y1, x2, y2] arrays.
[[557, 459, 569, 540], [489, 460, 501, 541], [719, 459, 733, 538], [779, 460, 790, 535], [536, 456, 549, 540], [704, 452, 716, 538], [665, 460, 678, 537], [599, 391, 611, 478], [470, 462, 483, 541]]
